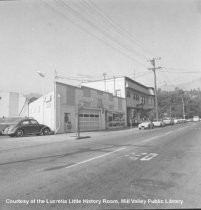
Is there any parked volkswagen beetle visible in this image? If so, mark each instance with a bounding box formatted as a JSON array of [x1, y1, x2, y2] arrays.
[[3, 118, 51, 137]]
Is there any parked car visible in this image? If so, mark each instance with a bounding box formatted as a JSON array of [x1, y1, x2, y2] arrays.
[[138, 121, 154, 130], [2, 118, 51, 137], [173, 118, 180, 124], [193, 116, 200, 122], [163, 117, 174, 126], [152, 119, 165, 127]]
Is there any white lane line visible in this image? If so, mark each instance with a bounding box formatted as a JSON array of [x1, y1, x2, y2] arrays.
[[64, 147, 126, 169], [165, 131, 173, 135], [143, 136, 160, 142]]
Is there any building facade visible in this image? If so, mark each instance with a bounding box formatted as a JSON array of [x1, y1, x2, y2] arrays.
[[0, 91, 28, 118], [82, 76, 155, 125], [29, 82, 127, 133]]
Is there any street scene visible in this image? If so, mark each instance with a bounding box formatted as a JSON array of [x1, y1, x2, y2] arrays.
[[1, 121, 201, 210], [0, 0, 201, 209]]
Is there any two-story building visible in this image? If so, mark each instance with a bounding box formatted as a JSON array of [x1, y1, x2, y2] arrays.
[[82, 76, 155, 125], [29, 81, 127, 133]]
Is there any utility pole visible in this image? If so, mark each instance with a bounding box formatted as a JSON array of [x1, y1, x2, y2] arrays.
[[148, 58, 162, 121], [103, 73, 107, 91], [181, 96, 185, 119], [113, 76, 116, 96], [133, 68, 135, 81]]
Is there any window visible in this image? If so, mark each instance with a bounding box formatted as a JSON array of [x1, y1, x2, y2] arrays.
[[116, 90, 121, 97], [21, 120, 30, 125], [141, 96, 145, 104], [97, 99, 102, 108], [30, 120, 38, 125], [126, 91, 131, 98], [64, 113, 70, 123], [136, 95, 139, 101]]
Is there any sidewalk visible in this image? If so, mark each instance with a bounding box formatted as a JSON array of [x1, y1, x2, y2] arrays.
[[0, 127, 138, 152], [69, 126, 138, 138]]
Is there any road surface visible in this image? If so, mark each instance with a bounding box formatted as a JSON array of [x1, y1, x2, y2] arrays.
[[0, 122, 201, 209]]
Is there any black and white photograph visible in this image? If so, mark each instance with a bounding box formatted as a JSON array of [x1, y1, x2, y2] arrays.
[[0, 0, 201, 209]]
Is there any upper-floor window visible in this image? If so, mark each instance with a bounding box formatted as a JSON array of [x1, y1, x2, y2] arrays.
[[116, 90, 121, 97], [141, 96, 145, 104], [126, 91, 131, 98]]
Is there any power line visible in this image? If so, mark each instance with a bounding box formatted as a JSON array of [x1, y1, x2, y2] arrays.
[[56, 0, 148, 64], [78, 0, 152, 59], [40, 0, 148, 69], [162, 70, 201, 74]]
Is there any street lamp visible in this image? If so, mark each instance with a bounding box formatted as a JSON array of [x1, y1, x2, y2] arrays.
[[37, 71, 46, 124]]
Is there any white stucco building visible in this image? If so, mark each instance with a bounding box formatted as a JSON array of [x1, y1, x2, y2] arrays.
[[29, 82, 127, 133], [0, 91, 28, 118]]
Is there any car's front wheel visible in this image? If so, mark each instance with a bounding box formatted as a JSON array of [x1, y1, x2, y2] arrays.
[[43, 128, 50, 135], [15, 129, 24, 137]]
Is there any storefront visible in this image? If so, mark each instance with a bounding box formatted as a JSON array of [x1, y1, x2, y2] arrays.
[[106, 111, 126, 129], [29, 82, 127, 133]]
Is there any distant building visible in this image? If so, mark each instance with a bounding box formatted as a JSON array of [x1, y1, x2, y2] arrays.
[[29, 82, 127, 133], [0, 91, 28, 118], [82, 76, 155, 124]]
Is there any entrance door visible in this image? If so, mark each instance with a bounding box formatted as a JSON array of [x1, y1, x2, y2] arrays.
[[64, 113, 72, 133]]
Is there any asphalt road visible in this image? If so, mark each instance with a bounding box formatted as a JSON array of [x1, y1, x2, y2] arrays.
[[0, 122, 201, 210]]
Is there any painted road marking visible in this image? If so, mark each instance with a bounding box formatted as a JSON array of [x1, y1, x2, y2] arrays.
[[140, 153, 158, 161], [143, 136, 160, 142], [124, 152, 158, 161], [64, 147, 125, 169]]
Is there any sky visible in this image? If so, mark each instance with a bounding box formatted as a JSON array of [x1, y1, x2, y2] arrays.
[[0, 0, 201, 95]]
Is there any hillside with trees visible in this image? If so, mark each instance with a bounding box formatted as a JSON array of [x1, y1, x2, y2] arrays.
[[148, 88, 201, 120]]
